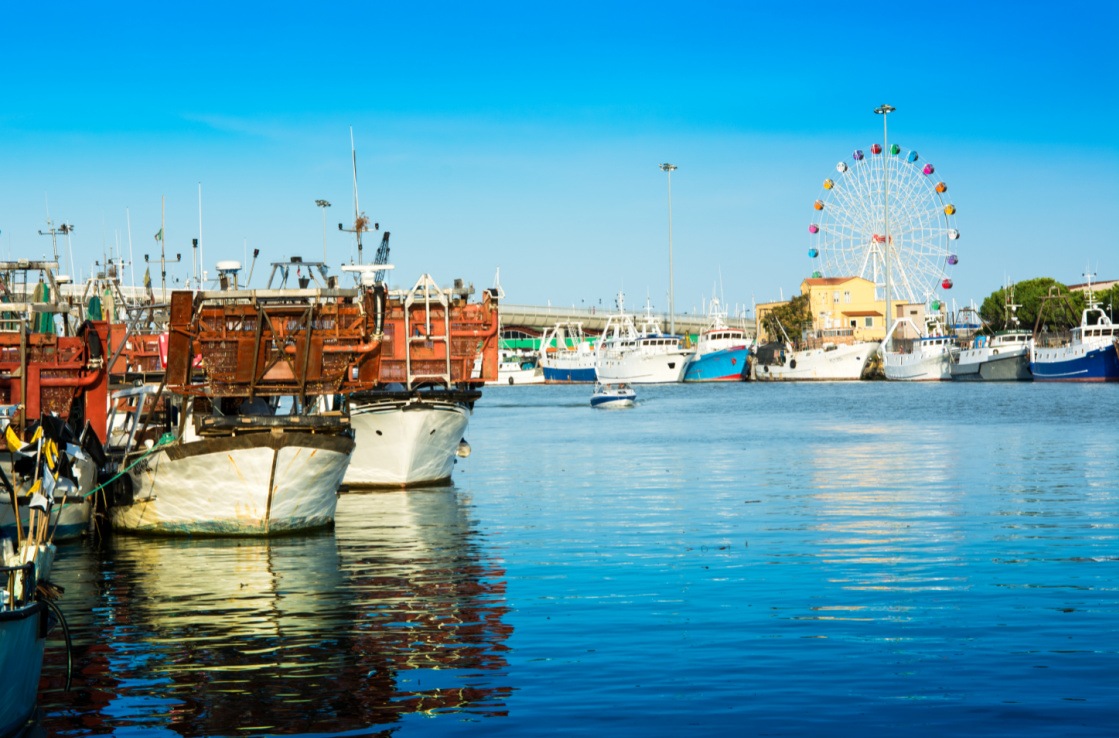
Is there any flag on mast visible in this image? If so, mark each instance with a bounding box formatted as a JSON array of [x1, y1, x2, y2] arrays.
[[154, 228, 163, 242]]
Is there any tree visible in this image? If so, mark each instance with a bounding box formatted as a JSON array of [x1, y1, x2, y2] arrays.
[[978, 277, 1084, 332], [761, 293, 812, 344], [1096, 283, 1119, 323]]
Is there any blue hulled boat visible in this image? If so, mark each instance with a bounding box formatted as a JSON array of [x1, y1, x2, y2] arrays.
[[682, 298, 750, 382], [1030, 302, 1119, 382]]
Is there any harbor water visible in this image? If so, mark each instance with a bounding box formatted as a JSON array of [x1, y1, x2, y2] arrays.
[[38, 382, 1118, 736]]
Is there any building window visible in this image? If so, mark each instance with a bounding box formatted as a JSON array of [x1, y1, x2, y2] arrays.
[[833, 291, 840, 304], [844, 291, 851, 303], [864, 317, 874, 328]]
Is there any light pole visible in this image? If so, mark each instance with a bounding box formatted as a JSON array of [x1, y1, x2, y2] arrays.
[[874, 104, 895, 334], [315, 200, 332, 264], [659, 163, 677, 335]]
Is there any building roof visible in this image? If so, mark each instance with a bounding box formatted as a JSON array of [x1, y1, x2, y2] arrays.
[[1068, 279, 1118, 292], [842, 310, 883, 317], [802, 277, 858, 287]]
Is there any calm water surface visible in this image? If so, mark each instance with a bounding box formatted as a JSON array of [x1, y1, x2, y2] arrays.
[[39, 382, 1118, 736]]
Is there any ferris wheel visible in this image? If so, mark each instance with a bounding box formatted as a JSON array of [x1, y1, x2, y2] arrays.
[[806, 143, 959, 305]]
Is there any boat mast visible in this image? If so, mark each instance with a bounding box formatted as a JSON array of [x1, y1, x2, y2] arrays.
[[351, 127, 363, 265]]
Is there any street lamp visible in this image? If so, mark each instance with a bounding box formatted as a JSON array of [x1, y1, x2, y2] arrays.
[[315, 199, 331, 263], [659, 163, 677, 335], [874, 104, 895, 334]]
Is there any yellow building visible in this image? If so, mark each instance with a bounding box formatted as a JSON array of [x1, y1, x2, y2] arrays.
[[756, 276, 927, 344]]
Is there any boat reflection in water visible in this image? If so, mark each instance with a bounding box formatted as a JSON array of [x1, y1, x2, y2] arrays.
[[39, 488, 511, 735]]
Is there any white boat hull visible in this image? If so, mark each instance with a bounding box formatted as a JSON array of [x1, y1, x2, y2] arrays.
[[490, 365, 545, 385], [346, 397, 471, 487], [111, 431, 352, 535], [596, 351, 689, 384], [883, 348, 953, 381], [754, 342, 878, 381]]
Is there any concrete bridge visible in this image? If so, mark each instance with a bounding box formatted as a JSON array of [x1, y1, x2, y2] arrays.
[[496, 303, 757, 339]]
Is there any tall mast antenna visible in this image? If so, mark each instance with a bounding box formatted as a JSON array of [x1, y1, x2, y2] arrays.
[[351, 127, 363, 264]]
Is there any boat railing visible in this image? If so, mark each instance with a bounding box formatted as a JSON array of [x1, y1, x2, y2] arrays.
[[1034, 329, 1072, 348], [0, 560, 37, 610]]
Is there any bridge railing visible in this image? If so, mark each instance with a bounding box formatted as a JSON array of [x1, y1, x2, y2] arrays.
[[498, 303, 756, 337]]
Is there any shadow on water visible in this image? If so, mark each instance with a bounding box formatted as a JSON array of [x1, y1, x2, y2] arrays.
[[37, 488, 512, 736]]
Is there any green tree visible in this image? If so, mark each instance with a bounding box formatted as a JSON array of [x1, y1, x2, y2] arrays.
[[1096, 283, 1119, 322], [978, 277, 1084, 332], [762, 293, 812, 344]]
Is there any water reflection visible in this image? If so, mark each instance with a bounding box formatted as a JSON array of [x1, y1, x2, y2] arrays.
[[39, 488, 511, 736]]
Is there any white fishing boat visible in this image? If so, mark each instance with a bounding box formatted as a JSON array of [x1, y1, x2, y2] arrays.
[[491, 348, 545, 385], [753, 340, 879, 381], [345, 387, 477, 487], [109, 403, 355, 535], [344, 273, 499, 488], [540, 321, 597, 383], [951, 330, 1033, 381], [950, 291, 1033, 381], [106, 281, 370, 535], [595, 294, 690, 384], [590, 382, 636, 408], [881, 314, 955, 381]]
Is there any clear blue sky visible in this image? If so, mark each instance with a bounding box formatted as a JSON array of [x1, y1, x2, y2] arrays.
[[2, 1, 1116, 315]]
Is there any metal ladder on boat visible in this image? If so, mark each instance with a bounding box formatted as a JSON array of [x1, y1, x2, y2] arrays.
[[403, 274, 452, 389]]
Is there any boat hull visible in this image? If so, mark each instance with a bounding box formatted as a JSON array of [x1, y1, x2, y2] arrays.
[[111, 431, 353, 536], [596, 351, 689, 384], [0, 601, 45, 737], [0, 453, 97, 541], [345, 396, 471, 487], [755, 342, 878, 381], [683, 347, 750, 382], [0, 496, 92, 542], [1030, 341, 1119, 382], [542, 365, 597, 384], [951, 348, 1032, 381], [591, 396, 635, 408], [883, 349, 952, 381]]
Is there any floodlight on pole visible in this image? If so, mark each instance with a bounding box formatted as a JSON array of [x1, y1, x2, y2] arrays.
[[315, 199, 332, 264]]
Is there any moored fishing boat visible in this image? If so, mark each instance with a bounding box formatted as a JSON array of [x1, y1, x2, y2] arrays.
[[1030, 287, 1119, 382], [951, 330, 1033, 381], [491, 348, 544, 385], [595, 294, 689, 384], [753, 339, 879, 381], [0, 261, 110, 541], [0, 469, 60, 736], [343, 272, 499, 488], [881, 314, 955, 381], [950, 292, 1033, 381], [540, 321, 597, 384], [682, 297, 750, 382], [106, 277, 378, 535]]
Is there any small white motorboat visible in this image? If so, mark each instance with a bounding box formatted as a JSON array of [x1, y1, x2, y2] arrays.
[[591, 382, 636, 408]]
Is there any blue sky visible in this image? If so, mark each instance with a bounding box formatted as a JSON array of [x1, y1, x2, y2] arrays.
[[2, 1, 1116, 315]]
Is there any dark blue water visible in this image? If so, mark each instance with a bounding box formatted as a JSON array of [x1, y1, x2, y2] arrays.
[[39, 382, 1118, 736]]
